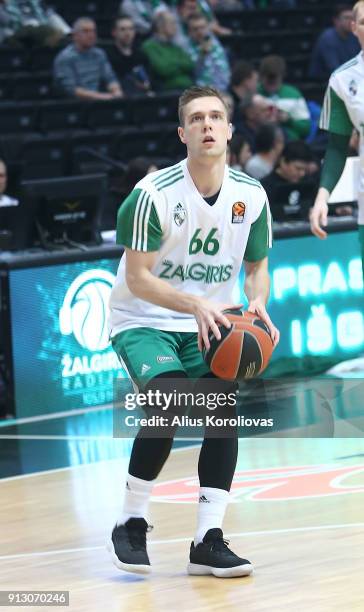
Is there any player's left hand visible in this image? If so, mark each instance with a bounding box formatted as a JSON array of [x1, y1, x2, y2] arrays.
[[247, 299, 280, 348]]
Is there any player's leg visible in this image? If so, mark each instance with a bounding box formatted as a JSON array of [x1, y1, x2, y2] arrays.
[[108, 328, 188, 573], [189, 375, 252, 577], [181, 336, 253, 577]]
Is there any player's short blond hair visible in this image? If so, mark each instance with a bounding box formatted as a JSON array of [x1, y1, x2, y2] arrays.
[[353, 1, 364, 20]]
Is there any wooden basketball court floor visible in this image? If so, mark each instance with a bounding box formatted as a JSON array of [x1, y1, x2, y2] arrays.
[[0, 407, 363, 612]]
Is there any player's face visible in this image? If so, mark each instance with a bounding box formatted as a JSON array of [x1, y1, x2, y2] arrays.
[[0, 162, 7, 194], [178, 97, 232, 160], [352, 6, 364, 48]]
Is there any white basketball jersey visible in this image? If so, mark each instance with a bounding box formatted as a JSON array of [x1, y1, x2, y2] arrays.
[[109, 159, 272, 335], [320, 51, 364, 223]]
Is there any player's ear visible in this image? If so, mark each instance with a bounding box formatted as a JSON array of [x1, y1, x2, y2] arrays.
[[227, 123, 233, 142], [178, 126, 186, 144]]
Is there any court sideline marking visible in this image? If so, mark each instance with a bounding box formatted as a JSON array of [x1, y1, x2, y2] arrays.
[[0, 523, 363, 561], [0, 444, 200, 483]]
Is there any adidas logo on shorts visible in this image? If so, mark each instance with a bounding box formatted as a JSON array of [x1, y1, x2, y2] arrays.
[[141, 364, 151, 375], [199, 495, 210, 503]]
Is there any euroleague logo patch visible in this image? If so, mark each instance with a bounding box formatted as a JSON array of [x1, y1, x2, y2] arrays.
[[151, 463, 364, 503], [232, 201, 246, 223]]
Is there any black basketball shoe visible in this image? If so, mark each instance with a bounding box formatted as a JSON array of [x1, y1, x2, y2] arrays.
[[107, 518, 152, 574], [187, 528, 253, 578]]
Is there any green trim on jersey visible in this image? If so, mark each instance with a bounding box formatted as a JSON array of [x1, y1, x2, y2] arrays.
[[228, 169, 261, 188], [320, 86, 353, 135], [152, 164, 182, 184], [244, 202, 271, 262], [151, 164, 184, 191], [116, 188, 162, 252]]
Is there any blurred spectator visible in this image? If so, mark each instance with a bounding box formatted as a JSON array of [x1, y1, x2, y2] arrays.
[[186, 13, 231, 91], [245, 124, 284, 180], [229, 61, 258, 125], [117, 157, 159, 198], [0, 0, 70, 47], [173, 0, 231, 50], [173, 0, 201, 51], [105, 157, 159, 229], [258, 55, 310, 141], [0, 159, 18, 207], [227, 134, 252, 171], [142, 10, 194, 91], [107, 16, 152, 96], [53, 17, 123, 100], [309, 4, 360, 81], [119, 0, 167, 35], [198, 0, 232, 37], [236, 93, 278, 151], [261, 140, 315, 219]]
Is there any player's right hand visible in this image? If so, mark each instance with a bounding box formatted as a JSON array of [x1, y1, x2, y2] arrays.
[[192, 299, 243, 352], [310, 197, 329, 239]]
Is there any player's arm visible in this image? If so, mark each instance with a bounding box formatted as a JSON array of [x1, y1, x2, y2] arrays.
[[117, 188, 236, 351], [243, 198, 279, 347], [310, 85, 353, 239], [243, 257, 279, 348]]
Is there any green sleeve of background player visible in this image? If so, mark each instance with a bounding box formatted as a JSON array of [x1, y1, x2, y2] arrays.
[[244, 202, 271, 262], [319, 132, 351, 193], [116, 188, 162, 252]]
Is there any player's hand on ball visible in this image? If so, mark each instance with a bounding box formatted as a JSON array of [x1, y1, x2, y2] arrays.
[[310, 197, 329, 239], [247, 299, 280, 348], [192, 298, 244, 352]]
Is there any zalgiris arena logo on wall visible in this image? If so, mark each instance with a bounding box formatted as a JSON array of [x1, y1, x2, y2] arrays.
[[59, 269, 116, 352], [151, 464, 364, 503]]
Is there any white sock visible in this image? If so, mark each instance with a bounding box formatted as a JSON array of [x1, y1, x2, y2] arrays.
[[117, 473, 155, 525], [194, 487, 230, 546]]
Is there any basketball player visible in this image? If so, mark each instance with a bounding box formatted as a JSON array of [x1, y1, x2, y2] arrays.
[[108, 86, 279, 578], [310, 1, 364, 280]]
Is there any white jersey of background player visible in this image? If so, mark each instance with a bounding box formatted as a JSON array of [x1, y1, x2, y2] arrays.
[[311, 1, 364, 280]]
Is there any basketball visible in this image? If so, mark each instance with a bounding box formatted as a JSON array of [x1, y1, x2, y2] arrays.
[[203, 309, 274, 381]]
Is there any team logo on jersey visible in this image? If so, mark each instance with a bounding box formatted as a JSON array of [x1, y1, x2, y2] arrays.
[[232, 201, 246, 223], [173, 203, 186, 226], [349, 79, 358, 96]]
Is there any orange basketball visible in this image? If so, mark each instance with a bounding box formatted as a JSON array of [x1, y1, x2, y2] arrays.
[[203, 309, 274, 381]]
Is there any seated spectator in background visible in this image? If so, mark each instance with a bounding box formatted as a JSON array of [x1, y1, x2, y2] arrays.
[[236, 93, 278, 151], [309, 4, 360, 81], [142, 10, 194, 91], [104, 157, 158, 229], [245, 124, 284, 180], [198, 0, 232, 37], [119, 0, 167, 34], [0, 159, 18, 207], [107, 17, 152, 96], [173, 0, 200, 50], [0, 0, 70, 46], [186, 13, 231, 91], [261, 140, 315, 220], [227, 134, 252, 171], [258, 55, 310, 141], [53, 18, 123, 100], [229, 61, 258, 125]]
